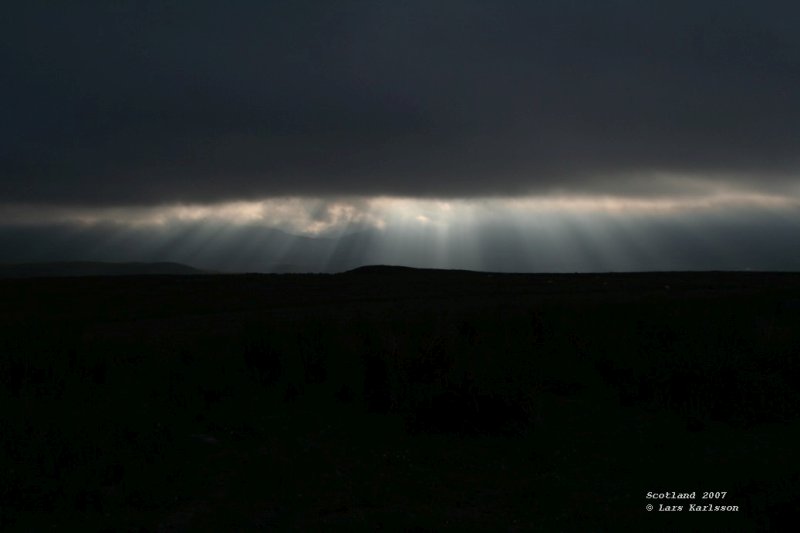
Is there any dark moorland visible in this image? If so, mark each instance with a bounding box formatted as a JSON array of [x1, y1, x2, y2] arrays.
[[3, 267, 800, 531]]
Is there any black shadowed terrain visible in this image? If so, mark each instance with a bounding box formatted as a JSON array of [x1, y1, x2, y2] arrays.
[[0, 261, 207, 278], [2, 267, 800, 531]]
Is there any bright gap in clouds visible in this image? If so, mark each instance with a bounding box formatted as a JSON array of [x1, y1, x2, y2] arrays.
[[1, 192, 799, 272], [5, 192, 797, 233]]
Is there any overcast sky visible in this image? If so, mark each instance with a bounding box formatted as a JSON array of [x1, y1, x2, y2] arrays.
[[2, 1, 799, 271]]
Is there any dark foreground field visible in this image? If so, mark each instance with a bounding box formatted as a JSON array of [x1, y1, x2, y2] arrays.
[[3, 267, 800, 531]]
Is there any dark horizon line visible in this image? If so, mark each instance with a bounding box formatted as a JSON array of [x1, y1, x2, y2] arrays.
[[2, 260, 800, 279]]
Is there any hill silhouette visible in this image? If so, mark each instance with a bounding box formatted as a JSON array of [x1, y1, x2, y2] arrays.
[[345, 264, 485, 276], [0, 261, 206, 278]]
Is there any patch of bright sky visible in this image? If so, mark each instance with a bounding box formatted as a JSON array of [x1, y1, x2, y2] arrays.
[[0, 191, 798, 238]]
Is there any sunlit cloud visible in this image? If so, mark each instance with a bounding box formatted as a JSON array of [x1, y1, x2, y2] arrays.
[[1, 189, 798, 273], [1, 190, 799, 236]]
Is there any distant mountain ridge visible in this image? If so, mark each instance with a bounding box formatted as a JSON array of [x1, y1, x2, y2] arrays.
[[0, 261, 206, 278], [345, 265, 485, 276]]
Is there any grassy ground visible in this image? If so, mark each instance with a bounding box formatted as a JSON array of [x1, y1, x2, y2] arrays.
[[2, 270, 800, 531]]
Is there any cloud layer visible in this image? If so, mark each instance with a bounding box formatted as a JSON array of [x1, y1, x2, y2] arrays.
[[3, 1, 800, 206], [2, 200, 798, 273]]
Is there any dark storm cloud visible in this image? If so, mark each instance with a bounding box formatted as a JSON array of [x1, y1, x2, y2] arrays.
[[2, 0, 800, 205]]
